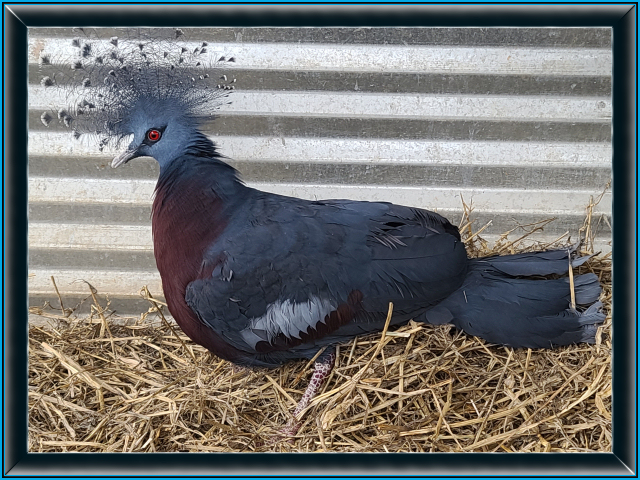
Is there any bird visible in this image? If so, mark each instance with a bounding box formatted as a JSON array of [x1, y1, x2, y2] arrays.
[[39, 28, 605, 438]]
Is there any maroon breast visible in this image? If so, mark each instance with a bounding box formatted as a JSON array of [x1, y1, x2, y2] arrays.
[[151, 169, 244, 362]]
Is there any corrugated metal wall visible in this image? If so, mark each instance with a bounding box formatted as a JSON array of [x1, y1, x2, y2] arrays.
[[28, 27, 612, 319]]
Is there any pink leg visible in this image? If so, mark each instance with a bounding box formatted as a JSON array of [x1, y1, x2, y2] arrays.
[[275, 350, 336, 439]]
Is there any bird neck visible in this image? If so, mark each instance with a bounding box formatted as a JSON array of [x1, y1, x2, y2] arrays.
[[155, 130, 225, 173], [151, 147, 246, 282], [151, 153, 246, 257], [182, 131, 223, 160], [156, 144, 244, 203]]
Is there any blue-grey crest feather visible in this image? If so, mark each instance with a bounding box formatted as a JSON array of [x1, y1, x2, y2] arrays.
[[38, 28, 236, 150]]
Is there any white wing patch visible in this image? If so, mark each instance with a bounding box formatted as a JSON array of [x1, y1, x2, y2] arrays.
[[240, 296, 337, 349]]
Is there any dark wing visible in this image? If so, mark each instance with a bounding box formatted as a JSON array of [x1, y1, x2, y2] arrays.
[[184, 191, 467, 365], [353, 201, 467, 314]]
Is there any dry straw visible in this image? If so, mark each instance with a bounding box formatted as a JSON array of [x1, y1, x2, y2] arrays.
[[28, 192, 611, 453]]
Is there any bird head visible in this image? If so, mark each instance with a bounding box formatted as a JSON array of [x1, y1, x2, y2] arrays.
[[110, 96, 203, 170], [38, 28, 235, 170]]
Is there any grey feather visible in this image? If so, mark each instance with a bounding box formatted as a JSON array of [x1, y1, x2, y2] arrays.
[[37, 28, 232, 156], [240, 296, 336, 349]]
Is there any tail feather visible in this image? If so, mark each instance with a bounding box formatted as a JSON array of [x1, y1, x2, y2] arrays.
[[572, 273, 602, 305], [473, 244, 596, 277], [419, 248, 605, 348]]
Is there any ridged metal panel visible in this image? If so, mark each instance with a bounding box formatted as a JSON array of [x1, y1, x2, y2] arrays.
[[27, 27, 612, 317]]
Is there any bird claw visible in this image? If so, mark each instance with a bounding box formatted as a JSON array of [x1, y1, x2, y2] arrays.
[[264, 350, 336, 447], [266, 420, 301, 446]]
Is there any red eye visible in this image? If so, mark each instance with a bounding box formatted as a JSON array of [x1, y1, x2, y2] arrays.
[[147, 129, 161, 141]]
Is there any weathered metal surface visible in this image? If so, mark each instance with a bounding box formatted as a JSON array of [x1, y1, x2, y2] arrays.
[[27, 27, 612, 317]]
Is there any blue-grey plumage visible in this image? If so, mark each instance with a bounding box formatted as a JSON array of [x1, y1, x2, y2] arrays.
[[42, 28, 606, 438]]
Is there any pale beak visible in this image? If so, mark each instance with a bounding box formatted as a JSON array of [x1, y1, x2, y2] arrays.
[[111, 149, 139, 168]]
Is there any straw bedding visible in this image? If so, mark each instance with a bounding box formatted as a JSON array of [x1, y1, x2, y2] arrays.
[[28, 195, 612, 453]]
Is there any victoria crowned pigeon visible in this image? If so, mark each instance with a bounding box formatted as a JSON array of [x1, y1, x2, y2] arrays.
[[39, 28, 605, 438]]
